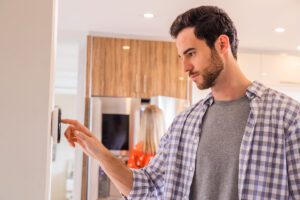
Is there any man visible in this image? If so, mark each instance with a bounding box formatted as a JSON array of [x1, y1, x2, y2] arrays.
[[63, 6, 300, 199]]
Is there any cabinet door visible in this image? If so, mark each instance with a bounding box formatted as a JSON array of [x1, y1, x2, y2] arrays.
[[168, 42, 187, 99], [90, 36, 188, 98], [131, 39, 188, 99], [138, 40, 153, 98], [150, 41, 188, 99], [91, 37, 137, 97], [130, 39, 146, 97], [261, 54, 300, 86]]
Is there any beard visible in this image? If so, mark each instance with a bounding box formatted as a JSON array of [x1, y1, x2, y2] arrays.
[[196, 49, 224, 90]]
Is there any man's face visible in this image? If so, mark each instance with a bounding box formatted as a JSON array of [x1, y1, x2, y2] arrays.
[[176, 27, 224, 89]]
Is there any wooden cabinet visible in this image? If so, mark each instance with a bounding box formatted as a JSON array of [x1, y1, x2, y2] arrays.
[[87, 36, 189, 99]]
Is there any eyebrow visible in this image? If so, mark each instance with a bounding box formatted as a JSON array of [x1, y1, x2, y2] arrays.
[[183, 48, 195, 55], [178, 48, 196, 58]]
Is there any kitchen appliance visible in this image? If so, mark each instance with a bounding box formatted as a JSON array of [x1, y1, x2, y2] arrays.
[[87, 96, 189, 200], [88, 97, 141, 200]]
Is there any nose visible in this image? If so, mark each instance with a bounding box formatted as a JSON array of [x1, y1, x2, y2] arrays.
[[182, 57, 193, 73]]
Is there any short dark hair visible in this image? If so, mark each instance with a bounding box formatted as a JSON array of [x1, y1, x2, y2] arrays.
[[170, 6, 238, 59]]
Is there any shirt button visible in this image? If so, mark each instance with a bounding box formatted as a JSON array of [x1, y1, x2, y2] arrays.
[[193, 139, 198, 144], [189, 166, 193, 171]]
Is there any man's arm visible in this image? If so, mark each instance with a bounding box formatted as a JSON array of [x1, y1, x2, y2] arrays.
[[62, 119, 132, 196]]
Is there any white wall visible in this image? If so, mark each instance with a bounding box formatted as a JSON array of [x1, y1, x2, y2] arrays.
[[0, 0, 56, 199], [51, 94, 77, 200], [52, 31, 87, 200], [192, 52, 300, 104]]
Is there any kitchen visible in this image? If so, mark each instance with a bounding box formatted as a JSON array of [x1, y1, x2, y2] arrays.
[[53, 1, 300, 199], [1, 0, 300, 200]]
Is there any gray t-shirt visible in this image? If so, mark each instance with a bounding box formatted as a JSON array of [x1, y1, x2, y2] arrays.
[[189, 96, 250, 200]]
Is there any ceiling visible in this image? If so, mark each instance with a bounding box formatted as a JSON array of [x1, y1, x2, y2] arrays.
[[58, 0, 300, 54]]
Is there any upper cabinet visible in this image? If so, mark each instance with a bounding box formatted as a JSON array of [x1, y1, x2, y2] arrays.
[[87, 36, 189, 99], [260, 54, 300, 86], [237, 52, 300, 86]]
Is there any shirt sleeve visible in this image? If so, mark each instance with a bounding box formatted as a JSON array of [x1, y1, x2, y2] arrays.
[[286, 114, 300, 198], [125, 126, 172, 199]]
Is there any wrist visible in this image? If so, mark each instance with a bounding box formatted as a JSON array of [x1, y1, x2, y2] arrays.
[[94, 142, 107, 160]]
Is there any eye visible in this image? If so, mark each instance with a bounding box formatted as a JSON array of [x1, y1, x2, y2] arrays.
[[187, 51, 196, 57]]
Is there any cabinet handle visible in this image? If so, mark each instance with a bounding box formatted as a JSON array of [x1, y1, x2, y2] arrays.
[[143, 74, 147, 93], [135, 74, 139, 93]]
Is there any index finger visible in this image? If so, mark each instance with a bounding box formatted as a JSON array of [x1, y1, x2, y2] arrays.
[[61, 118, 92, 136], [61, 118, 77, 125]]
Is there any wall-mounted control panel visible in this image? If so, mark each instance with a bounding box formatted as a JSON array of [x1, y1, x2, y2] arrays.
[[51, 106, 62, 144]]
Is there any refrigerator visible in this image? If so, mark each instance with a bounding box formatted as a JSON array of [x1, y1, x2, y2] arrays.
[[87, 96, 189, 200]]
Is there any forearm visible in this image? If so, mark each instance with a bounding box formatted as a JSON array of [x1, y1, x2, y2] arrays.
[[63, 118, 169, 198], [95, 144, 133, 197], [62, 119, 134, 196]]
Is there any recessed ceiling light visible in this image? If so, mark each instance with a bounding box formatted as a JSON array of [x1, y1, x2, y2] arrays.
[[297, 46, 300, 51], [143, 13, 154, 19], [122, 45, 130, 50], [274, 27, 285, 33]]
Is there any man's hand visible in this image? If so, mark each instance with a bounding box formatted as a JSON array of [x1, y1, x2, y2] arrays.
[[62, 118, 102, 159], [62, 118, 133, 196]]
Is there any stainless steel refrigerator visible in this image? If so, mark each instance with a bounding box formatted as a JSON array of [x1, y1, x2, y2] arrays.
[[87, 96, 189, 200]]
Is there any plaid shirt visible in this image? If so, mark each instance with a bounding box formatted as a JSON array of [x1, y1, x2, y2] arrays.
[[127, 81, 300, 200]]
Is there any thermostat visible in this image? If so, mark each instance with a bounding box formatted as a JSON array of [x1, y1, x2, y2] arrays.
[[51, 106, 62, 144]]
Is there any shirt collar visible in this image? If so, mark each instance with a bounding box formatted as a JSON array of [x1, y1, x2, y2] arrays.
[[201, 81, 267, 106], [202, 92, 214, 106], [245, 81, 266, 100]]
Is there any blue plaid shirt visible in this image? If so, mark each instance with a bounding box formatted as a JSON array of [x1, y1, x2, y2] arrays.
[[127, 81, 300, 199]]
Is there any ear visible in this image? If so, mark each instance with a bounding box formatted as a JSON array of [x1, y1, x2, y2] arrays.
[[214, 34, 230, 55]]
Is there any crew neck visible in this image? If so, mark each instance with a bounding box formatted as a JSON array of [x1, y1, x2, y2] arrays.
[[214, 95, 248, 105]]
